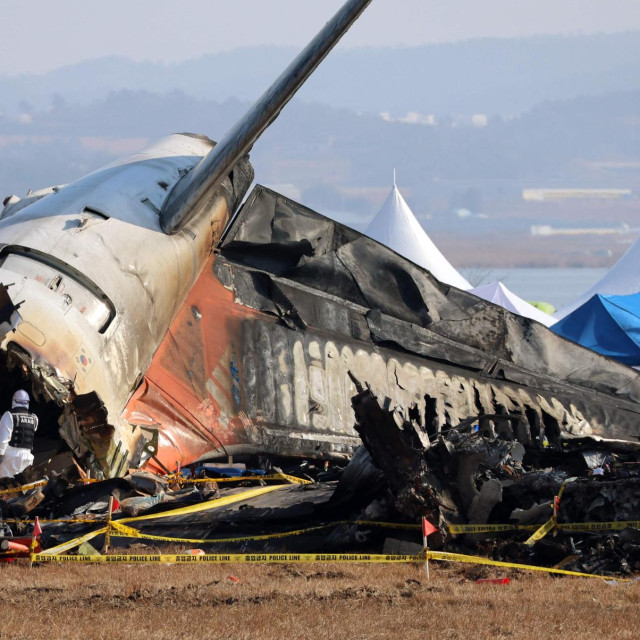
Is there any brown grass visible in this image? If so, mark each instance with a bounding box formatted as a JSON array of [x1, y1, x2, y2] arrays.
[[0, 559, 638, 640]]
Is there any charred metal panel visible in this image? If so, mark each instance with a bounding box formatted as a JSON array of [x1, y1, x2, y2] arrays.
[[228, 267, 640, 445], [219, 186, 640, 440]]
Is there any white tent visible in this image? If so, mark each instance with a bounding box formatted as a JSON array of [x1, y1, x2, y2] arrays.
[[469, 281, 555, 327], [365, 184, 472, 290], [556, 236, 640, 320], [365, 181, 553, 326]]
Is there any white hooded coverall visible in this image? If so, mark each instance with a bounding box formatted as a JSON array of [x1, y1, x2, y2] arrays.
[[0, 409, 37, 478]]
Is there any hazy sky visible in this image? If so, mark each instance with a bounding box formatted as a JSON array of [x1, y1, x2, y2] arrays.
[[1, 0, 639, 76]]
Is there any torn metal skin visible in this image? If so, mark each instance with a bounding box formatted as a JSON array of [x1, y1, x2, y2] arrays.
[[123, 185, 640, 476]]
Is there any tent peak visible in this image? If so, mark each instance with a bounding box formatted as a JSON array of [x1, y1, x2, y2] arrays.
[[365, 182, 471, 291]]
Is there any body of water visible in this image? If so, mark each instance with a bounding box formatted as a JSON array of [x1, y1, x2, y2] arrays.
[[460, 267, 608, 310]]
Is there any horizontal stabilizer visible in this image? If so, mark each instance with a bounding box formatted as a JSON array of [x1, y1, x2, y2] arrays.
[[160, 0, 373, 234]]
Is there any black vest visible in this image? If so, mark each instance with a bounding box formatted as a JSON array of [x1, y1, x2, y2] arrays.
[[8, 411, 38, 450]]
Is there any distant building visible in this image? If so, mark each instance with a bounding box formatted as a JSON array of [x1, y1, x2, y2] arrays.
[[380, 112, 436, 126], [523, 188, 632, 201], [531, 223, 634, 236]]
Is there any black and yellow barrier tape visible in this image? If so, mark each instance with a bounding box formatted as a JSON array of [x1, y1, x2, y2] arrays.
[[447, 523, 539, 534], [37, 485, 287, 556], [4, 485, 287, 532], [520, 513, 640, 545], [107, 519, 419, 544], [37, 518, 421, 553], [558, 520, 640, 532], [118, 484, 287, 524], [435, 519, 640, 535], [29, 550, 632, 580], [0, 470, 308, 500], [0, 478, 104, 496], [2, 517, 102, 525], [524, 516, 557, 546], [523, 477, 575, 546], [33, 552, 423, 564], [37, 527, 109, 556], [5, 513, 637, 542], [1, 476, 308, 526], [353, 520, 421, 530]]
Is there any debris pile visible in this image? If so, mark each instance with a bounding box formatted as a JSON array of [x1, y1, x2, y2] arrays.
[[1, 385, 640, 577], [345, 384, 640, 576], [0, 463, 356, 558]]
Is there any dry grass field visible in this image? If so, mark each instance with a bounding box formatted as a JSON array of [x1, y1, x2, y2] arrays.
[[0, 559, 638, 640]]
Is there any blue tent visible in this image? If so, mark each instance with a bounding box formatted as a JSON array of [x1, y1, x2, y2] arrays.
[[551, 292, 640, 365]]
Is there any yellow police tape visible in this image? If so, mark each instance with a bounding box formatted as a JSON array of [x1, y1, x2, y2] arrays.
[[168, 473, 311, 485], [37, 527, 109, 556], [556, 477, 575, 502], [524, 516, 556, 546], [118, 484, 287, 524], [38, 519, 420, 552], [108, 519, 419, 545], [559, 520, 640, 532], [33, 552, 423, 564], [28, 550, 632, 580], [0, 472, 307, 499], [423, 519, 640, 536], [38, 485, 288, 556], [1, 474, 307, 525], [426, 550, 630, 581], [2, 517, 99, 525], [0, 480, 47, 495], [523, 477, 575, 544], [447, 523, 539, 534], [18, 515, 634, 546], [449, 519, 640, 536]]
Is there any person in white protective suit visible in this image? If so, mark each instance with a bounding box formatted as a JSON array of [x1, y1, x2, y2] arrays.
[[0, 390, 38, 478]]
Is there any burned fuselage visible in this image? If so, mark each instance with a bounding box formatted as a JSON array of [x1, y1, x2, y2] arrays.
[[123, 185, 640, 474], [3, 174, 640, 478]]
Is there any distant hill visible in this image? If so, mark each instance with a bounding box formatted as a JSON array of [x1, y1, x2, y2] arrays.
[[2, 32, 640, 116], [1, 87, 639, 206]]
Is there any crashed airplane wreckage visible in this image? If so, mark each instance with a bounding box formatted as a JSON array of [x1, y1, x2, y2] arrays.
[[5, 175, 640, 482], [0, 0, 640, 493]]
